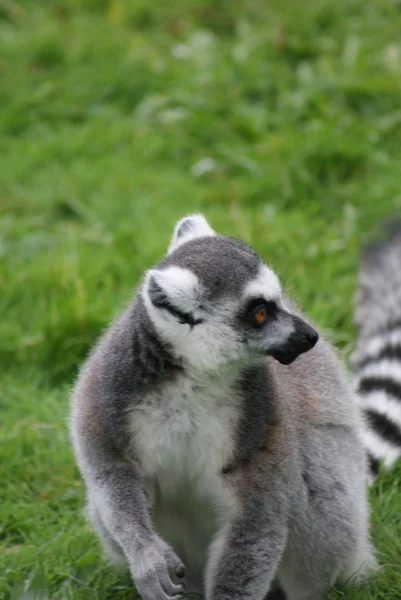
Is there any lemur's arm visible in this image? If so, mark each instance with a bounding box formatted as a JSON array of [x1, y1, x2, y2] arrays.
[[206, 423, 294, 600], [73, 395, 185, 600], [92, 460, 184, 600]]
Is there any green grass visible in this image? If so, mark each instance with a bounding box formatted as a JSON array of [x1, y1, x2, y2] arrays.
[[1, 0, 401, 597]]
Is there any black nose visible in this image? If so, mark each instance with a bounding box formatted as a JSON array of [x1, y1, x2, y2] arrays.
[[291, 316, 318, 347], [303, 325, 319, 349], [269, 317, 319, 365]]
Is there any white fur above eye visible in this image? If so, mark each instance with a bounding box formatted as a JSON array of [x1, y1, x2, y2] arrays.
[[168, 214, 216, 255], [243, 264, 281, 302]]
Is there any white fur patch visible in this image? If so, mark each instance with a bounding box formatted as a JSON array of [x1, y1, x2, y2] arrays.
[[243, 264, 281, 302], [205, 523, 230, 598], [360, 427, 401, 468], [356, 359, 401, 386], [143, 267, 245, 370], [143, 265, 202, 320], [130, 375, 238, 500], [168, 214, 216, 255], [128, 373, 239, 582], [353, 328, 401, 364], [355, 389, 401, 428]]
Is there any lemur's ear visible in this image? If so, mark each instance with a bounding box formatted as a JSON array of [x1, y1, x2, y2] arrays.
[[143, 266, 202, 324], [168, 214, 216, 255]]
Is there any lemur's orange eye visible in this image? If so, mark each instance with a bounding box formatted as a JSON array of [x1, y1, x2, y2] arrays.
[[254, 307, 267, 324]]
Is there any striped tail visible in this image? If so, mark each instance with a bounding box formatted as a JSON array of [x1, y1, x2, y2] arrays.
[[352, 220, 401, 478]]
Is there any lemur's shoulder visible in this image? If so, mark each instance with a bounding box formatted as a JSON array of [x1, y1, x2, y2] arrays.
[[270, 334, 357, 428]]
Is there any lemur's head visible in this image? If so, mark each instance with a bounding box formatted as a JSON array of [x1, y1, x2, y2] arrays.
[[142, 215, 318, 372]]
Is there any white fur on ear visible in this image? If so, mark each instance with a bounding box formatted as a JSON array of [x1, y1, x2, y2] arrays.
[[168, 214, 216, 255], [143, 266, 201, 315]]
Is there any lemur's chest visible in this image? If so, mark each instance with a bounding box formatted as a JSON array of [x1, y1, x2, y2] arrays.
[[129, 377, 239, 500], [128, 377, 239, 586]]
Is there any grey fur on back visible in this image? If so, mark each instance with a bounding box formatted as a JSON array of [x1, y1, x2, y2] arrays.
[[71, 214, 376, 600], [353, 220, 401, 476]]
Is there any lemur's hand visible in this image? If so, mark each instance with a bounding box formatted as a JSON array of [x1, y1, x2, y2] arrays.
[[130, 535, 185, 600]]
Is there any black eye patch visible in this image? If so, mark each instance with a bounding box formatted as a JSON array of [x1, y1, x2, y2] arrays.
[[244, 298, 278, 324]]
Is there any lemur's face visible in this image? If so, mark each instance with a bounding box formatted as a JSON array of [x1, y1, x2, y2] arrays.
[[142, 215, 318, 372]]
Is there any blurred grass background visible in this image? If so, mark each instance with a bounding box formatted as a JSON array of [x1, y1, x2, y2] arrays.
[[1, 0, 401, 598]]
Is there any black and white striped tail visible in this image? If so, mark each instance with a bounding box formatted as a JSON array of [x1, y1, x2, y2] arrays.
[[352, 220, 401, 478]]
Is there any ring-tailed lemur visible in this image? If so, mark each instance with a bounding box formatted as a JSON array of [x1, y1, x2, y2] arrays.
[[353, 221, 401, 478], [71, 215, 376, 600]]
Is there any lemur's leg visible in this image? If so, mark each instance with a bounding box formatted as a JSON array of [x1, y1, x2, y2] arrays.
[[278, 425, 376, 600], [206, 518, 287, 600], [205, 422, 294, 600], [86, 459, 185, 600], [86, 502, 125, 564], [74, 401, 185, 600]]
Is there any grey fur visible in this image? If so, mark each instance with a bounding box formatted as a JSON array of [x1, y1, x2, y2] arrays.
[[71, 215, 375, 600], [352, 220, 401, 476], [354, 220, 401, 337]]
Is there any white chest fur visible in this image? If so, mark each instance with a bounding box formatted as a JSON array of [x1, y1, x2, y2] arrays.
[[128, 374, 239, 585], [129, 374, 238, 499]]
